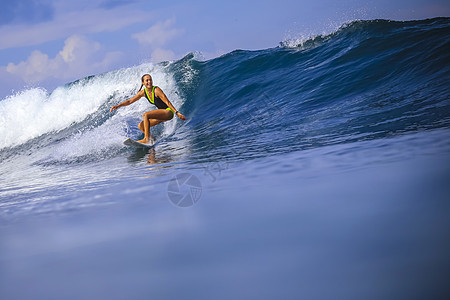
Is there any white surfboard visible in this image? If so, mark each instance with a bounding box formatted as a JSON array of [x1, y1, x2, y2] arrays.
[[123, 138, 158, 148]]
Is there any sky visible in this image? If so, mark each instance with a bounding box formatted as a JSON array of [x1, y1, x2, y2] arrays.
[[0, 0, 448, 99]]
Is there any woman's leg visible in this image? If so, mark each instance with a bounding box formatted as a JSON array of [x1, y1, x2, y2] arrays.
[[137, 109, 174, 143], [138, 119, 164, 143]]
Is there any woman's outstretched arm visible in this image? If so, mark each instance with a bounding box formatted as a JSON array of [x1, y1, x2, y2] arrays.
[[110, 90, 144, 112]]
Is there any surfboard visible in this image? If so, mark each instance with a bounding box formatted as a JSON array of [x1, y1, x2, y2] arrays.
[[123, 138, 157, 148]]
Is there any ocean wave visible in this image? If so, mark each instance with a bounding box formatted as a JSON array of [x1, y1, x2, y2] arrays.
[[1, 18, 449, 164]]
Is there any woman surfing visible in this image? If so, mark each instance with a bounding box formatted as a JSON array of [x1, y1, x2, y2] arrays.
[[110, 74, 186, 144]]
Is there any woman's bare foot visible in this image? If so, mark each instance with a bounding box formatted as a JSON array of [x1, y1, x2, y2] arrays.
[[137, 138, 149, 144], [137, 136, 155, 145]]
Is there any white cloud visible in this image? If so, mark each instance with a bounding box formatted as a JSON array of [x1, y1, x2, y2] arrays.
[[131, 18, 184, 63], [132, 18, 184, 47], [6, 35, 122, 84]]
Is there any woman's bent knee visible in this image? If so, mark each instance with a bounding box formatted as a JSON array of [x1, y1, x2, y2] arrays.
[[143, 109, 173, 121]]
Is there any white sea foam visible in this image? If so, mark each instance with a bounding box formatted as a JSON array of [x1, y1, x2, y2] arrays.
[[0, 61, 186, 152]]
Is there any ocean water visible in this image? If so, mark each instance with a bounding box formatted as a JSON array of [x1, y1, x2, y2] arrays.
[[1, 18, 450, 299]]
